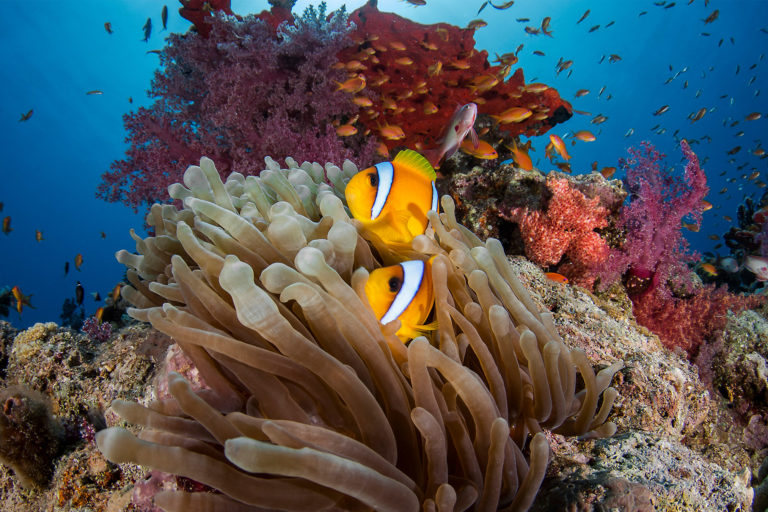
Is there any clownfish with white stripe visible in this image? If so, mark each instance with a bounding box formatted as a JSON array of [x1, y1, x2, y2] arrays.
[[345, 149, 438, 248], [364, 258, 436, 342]]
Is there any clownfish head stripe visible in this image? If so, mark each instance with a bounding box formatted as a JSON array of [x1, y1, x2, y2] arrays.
[[381, 260, 425, 325], [431, 182, 438, 213], [370, 161, 394, 220]]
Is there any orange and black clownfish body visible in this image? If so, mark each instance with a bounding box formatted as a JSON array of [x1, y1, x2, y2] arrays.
[[365, 258, 436, 342], [345, 149, 438, 248]]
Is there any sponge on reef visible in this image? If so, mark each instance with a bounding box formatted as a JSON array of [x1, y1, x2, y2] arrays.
[[0, 385, 62, 488]]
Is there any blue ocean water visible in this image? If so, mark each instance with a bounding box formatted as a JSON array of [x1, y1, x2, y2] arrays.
[[1, 0, 766, 329]]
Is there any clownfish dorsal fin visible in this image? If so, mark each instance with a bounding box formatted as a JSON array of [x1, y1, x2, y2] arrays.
[[393, 149, 436, 181]]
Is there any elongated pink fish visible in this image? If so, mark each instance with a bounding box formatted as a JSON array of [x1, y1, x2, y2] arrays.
[[424, 103, 479, 168]]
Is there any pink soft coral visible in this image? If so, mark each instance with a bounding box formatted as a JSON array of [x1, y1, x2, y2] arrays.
[[507, 177, 609, 287], [598, 140, 708, 296], [99, 5, 377, 212]]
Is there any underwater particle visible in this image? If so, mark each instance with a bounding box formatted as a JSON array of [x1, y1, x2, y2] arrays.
[[0, 386, 63, 488]]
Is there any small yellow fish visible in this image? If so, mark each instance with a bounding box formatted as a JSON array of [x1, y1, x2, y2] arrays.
[[2, 216, 11, 235], [35, 230, 44, 242], [75, 253, 84, 270], [390, 41, 407, 51], [700, 263, 718, 276], [395, 57, 414, 66], [345, 150, 437, 247], [364, 259, 436, 342], [428, 61, 443, 76], [95, 306, 105, 323]]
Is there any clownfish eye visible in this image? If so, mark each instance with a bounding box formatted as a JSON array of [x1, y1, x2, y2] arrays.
[[368, 172, 379, 187], [388, 276, 401, 293]]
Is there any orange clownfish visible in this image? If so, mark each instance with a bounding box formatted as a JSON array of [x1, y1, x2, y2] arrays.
[[364, 259, 436, 342], [345, 149, 438, 247]]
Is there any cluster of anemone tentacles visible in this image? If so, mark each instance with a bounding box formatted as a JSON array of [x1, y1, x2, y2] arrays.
[[97, 155, 622, 512]]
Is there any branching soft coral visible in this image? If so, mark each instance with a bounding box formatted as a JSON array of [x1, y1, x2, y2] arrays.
[[598, 140, 708, 296], [99, 4, 377, 211], [634, 283, 764, 357], [507, 177, 609, 288]]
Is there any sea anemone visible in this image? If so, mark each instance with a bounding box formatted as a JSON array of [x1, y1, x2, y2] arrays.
[[97, 155, 621, 511]]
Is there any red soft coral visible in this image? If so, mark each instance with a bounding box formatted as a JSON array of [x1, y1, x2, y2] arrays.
[[507, 177, 609, 287], [338, 2, 572, 155], [633, 284, 764, 357]]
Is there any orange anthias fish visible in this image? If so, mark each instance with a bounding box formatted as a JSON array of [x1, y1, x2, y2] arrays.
[[545, 272, 569, 284], [345, 149, 438, 247], [75, 253, 84, 270], [335, 76, 366, 93], [379, 125, 406, 140], [364, 259, 436, 342], [336, 124, 358, 136], [490, 107, 532, 124], [11, 286, 34, 314], [460, 138, 498, 160], [423, 103, 478, 168], [549, 134, 571, 160], [2, 216, 11, 234], [508, 140, 533, 171], [573, 130, 596, 142], [111, 283, 122, 303], [35, 230, 43, 242]]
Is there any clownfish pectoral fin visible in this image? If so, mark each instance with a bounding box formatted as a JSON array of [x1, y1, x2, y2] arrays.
[[368, 210, 415, 245], [406, 203, 429, 237], [393, 149, 436, 181], [416, 320, 438, 332]]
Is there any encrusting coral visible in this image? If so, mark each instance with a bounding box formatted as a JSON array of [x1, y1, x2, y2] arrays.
[[97, 154, 622, 511]]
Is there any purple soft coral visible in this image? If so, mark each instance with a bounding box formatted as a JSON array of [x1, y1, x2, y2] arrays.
[[598, 140, 708, 297], [98, 5, 376, 212]]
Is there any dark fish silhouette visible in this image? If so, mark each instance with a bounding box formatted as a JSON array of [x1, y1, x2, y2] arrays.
[[161, 5, 168, 30], [76, 281, 84, 305], [19, 109, 33, 122], [142, 17, 152, 42]]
